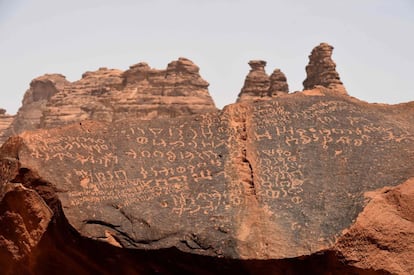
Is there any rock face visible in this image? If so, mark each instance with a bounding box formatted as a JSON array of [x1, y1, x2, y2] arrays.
[[335, 178, 414, 275], [1, 88, 413, 274], [3, 58, 217, 142], [5, 74, 70, 136], [0, 183, 53, 274], [237, 60, 289, 102], [303, 42, 347, 94], [0, 110, 14, 145], [269, 69, 289, 96]]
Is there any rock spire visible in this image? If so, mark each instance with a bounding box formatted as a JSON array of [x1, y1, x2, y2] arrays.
[[237, 60, 289, 102], [303, 42, 347, 94]]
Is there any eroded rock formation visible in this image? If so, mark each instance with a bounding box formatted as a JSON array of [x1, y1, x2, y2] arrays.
[[303, 42, 347, 94], [0, 110, 14, 145], [237, 60, 289, 102], [5, 74, 70, 136], [335, 178, 414, 275], [1, 43, 413, 274], [0, 184, 52, 274], [1, 88, 413, 274], [269, 68, 289, 96], [2, 58, 216, 142]]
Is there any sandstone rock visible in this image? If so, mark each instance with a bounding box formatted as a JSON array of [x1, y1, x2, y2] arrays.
[[269, 69, 289, 96], [1, 90, 413, 274], [237, 60, 270, 102], [0, 183, 52, 274], [40, 67, 124, 129], [336, 178, 414, 275], [237, 60, 289, 102], [303, 42, 347, 94], [0, 110, 14, 145], [2, 59, 217, 144], [3, 74, 70, 139], [41, 57, 216, 128]]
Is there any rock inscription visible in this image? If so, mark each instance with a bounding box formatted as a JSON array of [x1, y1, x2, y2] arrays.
[[4, 91, 414, 259]]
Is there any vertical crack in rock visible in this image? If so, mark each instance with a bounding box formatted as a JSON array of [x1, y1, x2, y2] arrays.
[[242, 148, 256, 196], [226, 103, 257, 199]]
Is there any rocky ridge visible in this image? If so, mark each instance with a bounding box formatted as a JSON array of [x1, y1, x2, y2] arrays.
[[2, 58, 216, 142]]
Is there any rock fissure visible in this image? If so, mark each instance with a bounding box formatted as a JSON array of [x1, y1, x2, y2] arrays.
[[226, 104, 257, 198]]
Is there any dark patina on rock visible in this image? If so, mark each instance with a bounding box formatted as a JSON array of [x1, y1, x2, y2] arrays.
[[1, 90, 413, 267]]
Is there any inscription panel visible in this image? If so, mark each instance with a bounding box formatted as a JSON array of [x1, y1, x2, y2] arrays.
[[22, 113, 239, 253], [13, 95, 414, 257], [250, 97, 414, 244]]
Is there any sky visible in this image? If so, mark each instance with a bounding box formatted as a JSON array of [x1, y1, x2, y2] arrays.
[[0, 0, 413, 114]]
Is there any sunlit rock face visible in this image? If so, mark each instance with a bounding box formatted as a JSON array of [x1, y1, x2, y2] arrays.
[[0, 43, 413, 274], [237, 60, 289, 102], [303, 42, 347, 94], [0, 109, 14, 145], [1, 58, 217, 145]]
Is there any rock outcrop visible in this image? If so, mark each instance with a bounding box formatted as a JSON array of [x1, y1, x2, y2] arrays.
[[5, 74, 70, 137], [237, 60, 289, 102], [303, 42, 347, 94], [0, 43, 413, 274], [1, 88, 413, 274], [0, 110, 14, 145], [0, 183, 53, 274], [3, 58, 217, 142], [335, 178, 414, 275], [269, 68, 289, 96]]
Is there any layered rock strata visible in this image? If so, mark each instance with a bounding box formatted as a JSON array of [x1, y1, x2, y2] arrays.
[[303, 42, 347, 94], [0, 110, 14, 145], [1, 89, 413, 274], [269, 69, 289, 96], [5, 74, 70, 136], [237, 60, 289, 102], [3, 58, 217, 140]]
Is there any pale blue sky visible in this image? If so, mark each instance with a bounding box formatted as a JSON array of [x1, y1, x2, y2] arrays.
[[1, 0, 413, 114]]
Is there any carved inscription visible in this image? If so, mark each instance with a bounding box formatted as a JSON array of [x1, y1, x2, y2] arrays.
[[28, 115, 232, 218], [255, 147, 304, 205], [252, 99, 412, 208]]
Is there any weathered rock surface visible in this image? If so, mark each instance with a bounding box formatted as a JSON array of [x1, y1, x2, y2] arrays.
[[0, 110, 14, 145], [336, 178, 414, 275], [4, 74, 70, 138], [1, 89, 413, 274], [303, 42, 347, 94], [0, 183, 52, 274], [269, 69, 289, 96], [237, 60, 289, 102], [2, 58, 217, 143]]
